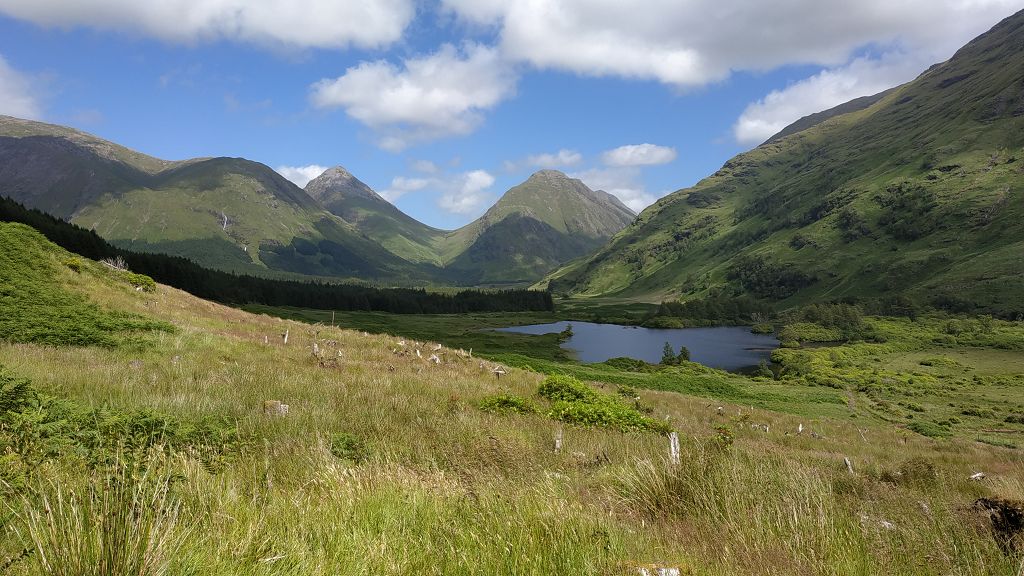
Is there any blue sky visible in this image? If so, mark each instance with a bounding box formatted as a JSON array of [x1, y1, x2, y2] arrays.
[[1, 1, 1021, 230]]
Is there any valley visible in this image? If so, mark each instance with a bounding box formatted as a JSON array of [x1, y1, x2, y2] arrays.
[[1, 6, 1024, 576]]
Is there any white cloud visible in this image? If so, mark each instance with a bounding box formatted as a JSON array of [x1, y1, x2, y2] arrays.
[[0, 54, 41, 119], [410, 159, 439, 174], [380, 176, 429, 202], [379, 168, 496, 215], [275, 164, 327, 188], [573, 167, 657, 213], [442, 0, 1021, 87], [526, 149, 582, 168], [733, 53, 933, 145], [0, 0, 414, 50], [310, 43, 517, 151], [601, 143, 677, 167], [438, 169, 495, 214]]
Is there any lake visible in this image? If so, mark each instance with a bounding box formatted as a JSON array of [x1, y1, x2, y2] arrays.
[[497, 321, 778, 371]]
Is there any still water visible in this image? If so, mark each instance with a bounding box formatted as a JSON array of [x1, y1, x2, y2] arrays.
[[497, 321, 778, 371]]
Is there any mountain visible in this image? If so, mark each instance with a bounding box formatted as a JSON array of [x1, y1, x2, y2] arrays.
[[0, 117, 634, 286], [307, 166, 634, 285], [549, 10, 1024, 315], [439, 170, 635, 285], [0, 116, 423, 281], [305, 166, 445, 264]]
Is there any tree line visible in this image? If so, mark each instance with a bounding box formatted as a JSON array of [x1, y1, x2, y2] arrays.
[[0, 196, 553, 314]]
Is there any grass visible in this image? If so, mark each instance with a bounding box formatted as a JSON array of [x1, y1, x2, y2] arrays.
[[1, 226, 1022, 574]]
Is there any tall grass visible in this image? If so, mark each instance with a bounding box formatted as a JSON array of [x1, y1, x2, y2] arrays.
[[19, 452, 185, 576]]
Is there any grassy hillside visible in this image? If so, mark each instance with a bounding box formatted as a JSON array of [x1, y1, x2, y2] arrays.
[[550, 11, 1024, 315], [1, 223, 1022, 574], [440, 170, 635, 284], [305, 167, 447, 265], [0, 118, 438, 282], [0, 121, 634, 286]]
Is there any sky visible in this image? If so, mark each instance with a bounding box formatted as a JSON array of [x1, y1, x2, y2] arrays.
[[0, 1, 1022, 230]]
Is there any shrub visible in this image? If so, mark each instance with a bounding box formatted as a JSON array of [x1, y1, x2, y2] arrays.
[[602, 358, 656, 373], [1005, 414, 1024, 424], [479, 394, 538, 415], [63, 257, 83, 273], [124, 272, 157, 293], [547, 399, 670, 434], [539, 375, 670, 434], [329, 432, 368, 463], [908, 420, 951, 438], [751, 323, 774, 334], [961, 406, 997, 419], [538, 375, 599, 403]]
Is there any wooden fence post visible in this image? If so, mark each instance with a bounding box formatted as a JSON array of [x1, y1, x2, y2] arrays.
[[669, 432, 680, 465]]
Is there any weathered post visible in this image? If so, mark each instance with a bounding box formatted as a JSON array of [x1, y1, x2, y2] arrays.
[[844, 457, 854, 474], [283, 329, 289, 345], [668, 432, 680, 465], [554, 428, 563, 453]]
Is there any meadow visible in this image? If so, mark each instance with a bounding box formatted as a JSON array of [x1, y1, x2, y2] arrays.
[[2, 222, 1023, 575]]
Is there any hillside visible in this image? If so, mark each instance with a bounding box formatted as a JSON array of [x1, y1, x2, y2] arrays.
[[0, 120, 633, 286], [549, 10, 1024, 315], [441, 170, 635, 284], [305, 166, 446, 264], [0, 116, 431, 281], [2, 220, 1023, 575]]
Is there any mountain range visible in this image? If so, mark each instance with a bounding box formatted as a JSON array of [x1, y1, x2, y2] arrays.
[[546, 9, 1024, 315], [0, 116, 633, 286]]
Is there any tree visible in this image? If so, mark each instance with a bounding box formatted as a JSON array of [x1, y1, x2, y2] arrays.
[[677, 346, 690, 363], [661, 342, 678, 366]]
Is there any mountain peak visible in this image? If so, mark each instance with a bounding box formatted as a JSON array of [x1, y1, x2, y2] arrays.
[[305, 165, 382, 204], [528, 169, 570, 180]]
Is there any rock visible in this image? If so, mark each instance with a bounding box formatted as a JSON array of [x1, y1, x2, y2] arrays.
[[969, 472, 986, 481], [263, 400, 289, 416]]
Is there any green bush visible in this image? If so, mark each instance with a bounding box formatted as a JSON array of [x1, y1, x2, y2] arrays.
[[537, 375, 670, 434], [124, 272, 157, 292], [908, 420, 951, 438], [479, 394, 538, 415], [547, 399, 670, 434], [961, 406, 997, 419], [751, 323, 774, 335], [63, 257, 83, 273], [329, 432, 369, 463], [602, 358, 657, 373], [538, 375, 599, 403]]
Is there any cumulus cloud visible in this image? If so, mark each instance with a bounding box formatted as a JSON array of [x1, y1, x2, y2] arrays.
[[572, 167, 657, 213], [310, 44, 517, 151], [380, 176, 430, 202], [442, 0, 1021, 87], [410, 159, 439, 174], [0, 0, 414, 49], [601, 144, 677, 167], [438, 169, 495, 214], [732, 53, 934, 145], [505, 148, 583, 172], [275, 164, 327, 188], [526, 149, 582, 168], [0, 54, 41, 119]]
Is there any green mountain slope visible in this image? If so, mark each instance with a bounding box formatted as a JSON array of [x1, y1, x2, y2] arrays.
[[305, 166, 446, 264], [0, 118, 634, 286], [440, 170, 635, 284], [306, 166, 635, 285], [549, 10, 1024, 315], [0, 117, 428, 281]]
